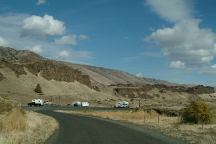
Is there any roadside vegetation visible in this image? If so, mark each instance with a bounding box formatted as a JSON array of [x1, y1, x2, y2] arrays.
[[181, 101, 213, 124], [0, 96, 58, 144], [58, 100, 216, 144], [34, 83, 43, 95]]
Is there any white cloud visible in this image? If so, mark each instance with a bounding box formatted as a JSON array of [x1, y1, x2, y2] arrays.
[[211, 64, 216, 69], [37, 0, 46, 5], [146, 1, 216, 71], [0, 36, 9, 47], [30, 45, 43, 54], [0, 14, 93, 64], [146, 0, 192, 22], [55, 34, 89, 46], [201, 66, 216, 75], [149, 20, 216, 68], [136, 73, 144, 78], [78, 34, 89, 40], [59, 50, 70, 57], [56, 49, 93, 61], [55, 35, 77, 45], [22, 14, 65, 37], [170, 60, 186, 69]]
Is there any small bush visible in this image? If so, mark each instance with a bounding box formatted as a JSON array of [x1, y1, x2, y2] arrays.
[[0, 108, 27, 132], [0, 101, 13, 113], [181, 101, 213, 124]]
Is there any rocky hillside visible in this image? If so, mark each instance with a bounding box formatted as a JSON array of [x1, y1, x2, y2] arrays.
[[0, 46, 177, 90], [113, 84, 215, 98], [63, 62, 176, 87], [0, 47, 91, 87], [0, 47, 215, 106]]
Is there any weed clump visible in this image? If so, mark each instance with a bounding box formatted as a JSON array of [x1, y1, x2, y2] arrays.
[[181, 101, 213, 124], [0, 108, 27, 132]]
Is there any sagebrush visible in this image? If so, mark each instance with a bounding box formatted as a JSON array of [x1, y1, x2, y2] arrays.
[[181, 101, 213, 124]]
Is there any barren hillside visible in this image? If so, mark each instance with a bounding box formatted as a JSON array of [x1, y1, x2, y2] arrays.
[[0, 47, 215, 107]]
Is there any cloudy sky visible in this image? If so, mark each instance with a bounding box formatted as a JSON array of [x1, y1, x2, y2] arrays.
[[0, 0, 216, 86]]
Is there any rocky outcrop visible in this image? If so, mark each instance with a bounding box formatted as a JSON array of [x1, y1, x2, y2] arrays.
[[0, 46, 43, 62], [186, 85, 215, 94], [0, 48, 92, 88], [0, 60, 26, 77], [113, 84, 215, 98], [0, 59, 92, 87], [153, 84, 215, 94], [24, 60, 91, 87], [113, 85, 153, 98]]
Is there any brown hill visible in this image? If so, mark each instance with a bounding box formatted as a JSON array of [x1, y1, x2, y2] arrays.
[[0, 46, 215, 107]]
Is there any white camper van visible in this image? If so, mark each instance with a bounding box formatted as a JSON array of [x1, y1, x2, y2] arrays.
[[114, 101, 129, 108], [28, 99, 44, 106]]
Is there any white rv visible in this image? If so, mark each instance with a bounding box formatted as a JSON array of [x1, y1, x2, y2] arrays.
[[28, 99, 44, 106], [114, 101, 129, 108]]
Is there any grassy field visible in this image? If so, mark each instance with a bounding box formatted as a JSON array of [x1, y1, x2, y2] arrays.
[[58, 109, 216, 144], [0, 97, 58, 144]]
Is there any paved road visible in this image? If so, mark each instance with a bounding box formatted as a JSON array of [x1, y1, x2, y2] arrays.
[[40, 111, 183, 144]]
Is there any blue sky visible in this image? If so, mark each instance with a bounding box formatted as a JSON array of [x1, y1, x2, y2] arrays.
[[0, 0, 216, 86]]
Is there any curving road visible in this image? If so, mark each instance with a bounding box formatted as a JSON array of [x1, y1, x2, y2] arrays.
[[40, 110, 184, 144]]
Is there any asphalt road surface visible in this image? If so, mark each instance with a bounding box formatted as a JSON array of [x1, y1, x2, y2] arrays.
[[40, 111, 183, 144]]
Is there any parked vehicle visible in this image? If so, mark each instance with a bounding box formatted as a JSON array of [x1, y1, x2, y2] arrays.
[[81, 102, 89, 107], [28, 99, 44, 106], [73, 101, 89, 107], [73, 101, 82, 107], [114, 101, 129, 108]]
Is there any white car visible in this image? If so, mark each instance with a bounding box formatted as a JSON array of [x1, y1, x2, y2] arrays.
[[114, 101, 129, 108], [81, 102, 90, 107]]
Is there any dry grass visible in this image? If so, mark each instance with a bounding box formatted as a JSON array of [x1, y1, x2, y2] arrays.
[[58, 110, 216, 144], [0, 96, 58, 144], [0, 109, 58, 144], [0, 108, 27, 132], [0, 96, 15, 114]]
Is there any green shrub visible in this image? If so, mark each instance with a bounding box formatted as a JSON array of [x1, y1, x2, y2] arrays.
[[181, 101, 213, 124], [34, 83, 43, 94]]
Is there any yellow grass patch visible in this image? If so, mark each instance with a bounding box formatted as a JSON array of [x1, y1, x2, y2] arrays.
[[0, 108, 27, 132], [0, 109, 58, 144]]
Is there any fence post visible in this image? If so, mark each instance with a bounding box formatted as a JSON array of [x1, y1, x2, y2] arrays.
[[144, 112, 146, 124], [158, 113, 160, 125]]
